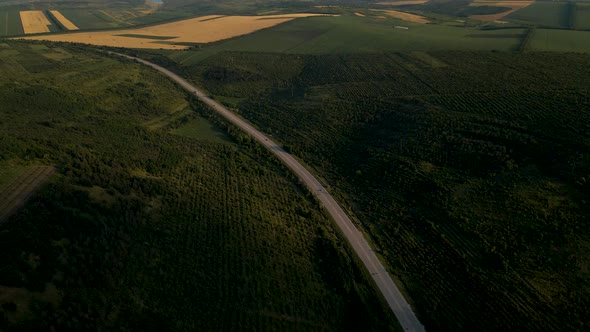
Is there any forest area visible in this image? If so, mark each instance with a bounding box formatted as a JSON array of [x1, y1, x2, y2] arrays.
[[0, 41, 398, 331], [138, 49, 590, 331]]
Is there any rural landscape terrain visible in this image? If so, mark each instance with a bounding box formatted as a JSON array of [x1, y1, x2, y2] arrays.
[[1, 0, 589, 330]]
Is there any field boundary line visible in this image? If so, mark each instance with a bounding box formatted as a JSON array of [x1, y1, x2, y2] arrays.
[[110, 51, 425, 332]]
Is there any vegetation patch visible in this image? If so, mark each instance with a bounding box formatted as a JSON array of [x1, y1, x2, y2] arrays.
[[171, 115, 233, 143], [0, 41, 397, 331], [161, 50, 590, 331], [0, 10, 24, 36], [506, 2, 570, 28], [0, 165, 55, 223]]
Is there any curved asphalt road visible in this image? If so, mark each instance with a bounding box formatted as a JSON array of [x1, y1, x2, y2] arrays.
[[115, 53, 425, 332]]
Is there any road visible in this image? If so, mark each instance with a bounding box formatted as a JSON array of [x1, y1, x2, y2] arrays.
[[115, 53, 425, 332]]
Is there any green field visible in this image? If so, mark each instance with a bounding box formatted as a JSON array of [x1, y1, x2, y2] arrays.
[[530, 28, 590, 52], [0, 10, 23, 36], [171, 115, 233, 142], [0, 41, 398, 331], [574, 2, 590, 29], [507, 2, 570, 28], [160, 16, 525, 65], [151, 50, 590, 331], [57, 9, 124, 29]]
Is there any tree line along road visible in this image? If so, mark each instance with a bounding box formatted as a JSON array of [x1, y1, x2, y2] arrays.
[[111, 52, 426, 332]]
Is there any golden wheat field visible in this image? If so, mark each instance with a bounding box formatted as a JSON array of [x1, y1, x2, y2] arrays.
[[20, 11, 52, 34], [21, 13, 332, 49], [370, 9, 430, 23], [49, 10, 79, 30]]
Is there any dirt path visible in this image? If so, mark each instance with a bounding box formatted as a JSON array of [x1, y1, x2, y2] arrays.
[[0, 166, 55, 223], [114, 52, 425, 332]]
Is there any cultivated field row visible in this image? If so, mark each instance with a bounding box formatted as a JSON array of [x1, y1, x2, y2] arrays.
[[0, 165, 55, 223]]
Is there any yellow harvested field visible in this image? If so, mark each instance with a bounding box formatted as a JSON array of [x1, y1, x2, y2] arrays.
[[469, 1, 532, 21], [21, 13, 332, 50], [370, 9, 429, 23], [376, 0, 429, 5], [19, 11, 52, 34], [49, 10, 79, 30], [354, 12, 366, 17]]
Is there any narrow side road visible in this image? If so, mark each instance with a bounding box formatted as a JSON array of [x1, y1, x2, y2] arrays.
[[115, 53, 425, 332]]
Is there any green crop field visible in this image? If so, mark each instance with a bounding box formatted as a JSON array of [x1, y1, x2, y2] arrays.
[[0, 10, 23, 36], [148, 50, 590, 331], [574, 2, 590, 29], [507, 2, 570, 28], [160, 16, 524, 65], [57, 9, 123, 29], [0, 41, 398, 331], [530, 28, 590, 52]]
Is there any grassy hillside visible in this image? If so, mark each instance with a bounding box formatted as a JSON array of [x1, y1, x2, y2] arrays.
[[152, 50, 590, 331], [0, 41, 398, 331]]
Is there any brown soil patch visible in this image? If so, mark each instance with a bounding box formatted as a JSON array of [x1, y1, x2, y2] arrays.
[[21, 13, 333, 50], [469, 1, 533, 21], [0, 165, 55, 223], [370, 9, 429, 23], [354, 12, 366, 17], [19, 11, 52, 34], [49, 10, 79, 30]]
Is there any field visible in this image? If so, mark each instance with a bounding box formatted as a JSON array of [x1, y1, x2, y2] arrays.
[[376, 1, 429, 5], [147, 50, 590, 331], [529, 28, 590, 52], [0, 166, 55, 223], [170, 116, 233, 142], [0, 10, 24, 36], [155, 16, 527, 64], [55, 9, 130, 30], [469, 1, 533, 22], [22, 14, 334, 49], [48, 10, 79, 30], [369, 9, 430, 23], [0, 41, 398, 331], [574, 2, 590, 29], [0, 0, 171, 37], [506, 2, 569, 28], [19, 11, 54, 34]]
